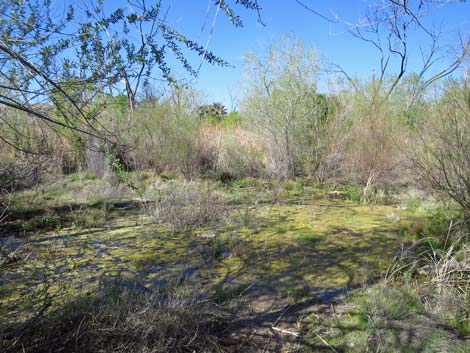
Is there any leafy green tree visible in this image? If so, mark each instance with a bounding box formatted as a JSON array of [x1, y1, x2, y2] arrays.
[[242, 35, 329, 179], [0, 0, 262, 147], [197, 102, 228, 122]]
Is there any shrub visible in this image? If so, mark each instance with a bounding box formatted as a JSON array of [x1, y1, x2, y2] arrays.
[[412, 77, 470, 222], [37, 215, 61, 231], [422, 205, 463, 241], [0, 157, 48, 191], [151, 183, 227, 232], [242, 35, 328, 179]]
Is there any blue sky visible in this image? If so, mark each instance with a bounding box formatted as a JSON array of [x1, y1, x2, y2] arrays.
[[109, 1, 470, 107]]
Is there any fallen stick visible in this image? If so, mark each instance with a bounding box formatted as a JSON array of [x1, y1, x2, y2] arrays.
[[271, 326, 299, 337], [196, 233, 216, 238], [272, 305, 291, 327], [314, 332, 339, 353], [238, 282, 255, 297]]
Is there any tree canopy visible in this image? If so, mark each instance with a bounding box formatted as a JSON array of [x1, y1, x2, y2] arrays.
[[0, 0, 262, 145]]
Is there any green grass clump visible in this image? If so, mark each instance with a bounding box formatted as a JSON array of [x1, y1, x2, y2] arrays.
[[357, 284, 420, 321], [305, 283, 469, 353], [330, 184, 363, 202], [210, 233, 242, 260], [37, 215, 61, 231], [403, 196, 421, 212], [282, 180, 304, 192], [229, 177, 265, 188]]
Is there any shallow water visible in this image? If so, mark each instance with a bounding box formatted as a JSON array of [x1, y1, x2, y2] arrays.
[[0, 197, 420, 325]]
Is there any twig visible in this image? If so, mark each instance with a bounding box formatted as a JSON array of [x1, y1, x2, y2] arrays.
[[271, 326, 299, 337], [238, 282, 255, 298], [272, 304, 291, 327], [314, 332, 339, 353], [330, 303, 337, 321]]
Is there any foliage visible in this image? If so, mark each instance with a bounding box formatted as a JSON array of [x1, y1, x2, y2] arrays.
[[197, 102, 228, 122], [242, 34, 326, 178], [412, 76, 470, 219], [222, 111, 243, 126], [338, 77, 409, 190], [0, 0, 261, 144], [1, 3, 469, 350]]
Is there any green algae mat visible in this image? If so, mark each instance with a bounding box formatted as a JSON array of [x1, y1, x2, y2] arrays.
[[1, 196, 420, 326]]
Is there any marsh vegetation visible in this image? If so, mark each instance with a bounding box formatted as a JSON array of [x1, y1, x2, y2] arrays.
[[1, 0, 469, 352], [1, 174, 468, 352]]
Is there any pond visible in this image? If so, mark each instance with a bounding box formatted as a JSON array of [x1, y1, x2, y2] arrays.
[[0, 195, 420, 327]]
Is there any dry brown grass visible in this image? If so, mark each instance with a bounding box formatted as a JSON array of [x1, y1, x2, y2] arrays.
[[151, 182, 227, 232], [199, 125, 267, 179], [0, 280, 230, 353], [385, 223, 470, 335]]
